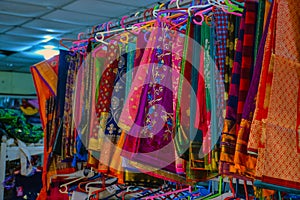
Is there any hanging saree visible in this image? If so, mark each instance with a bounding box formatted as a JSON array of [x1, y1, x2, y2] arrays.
[[236, 1, 258, 130], [233, 0, 273, 178], [118, 31, 153, 133], [121, 23, 176, 172], [88, 42, 120, 152], [97, 45, 127, 181], [53, 50, 81, 158], [247, 1, 277, 156], [175, 17, 193, 163], [30, 56, 59, 200], [225, 15, 237, 102], [252, 0, 300, 190], [62, 52, 82, 160], [219, 13, 245, 176], [30, 56, 59, 129]]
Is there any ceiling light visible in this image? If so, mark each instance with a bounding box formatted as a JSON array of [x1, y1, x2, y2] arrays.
[[35, 49, 59, 60], [44, 45, 55, 49], [42, 35, 54, 42]]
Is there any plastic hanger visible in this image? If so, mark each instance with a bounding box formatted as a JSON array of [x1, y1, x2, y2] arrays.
[[224, 0, 244, 12], [230, 0, 244, 7], [195, 177, 223, 200], [85, 177, 118, 192], [87, 175, 109, 200], [193, 6, 214, 25], [121, 186, 152, 200], [169, 0, 178, 8], [94, 26, 137, 45], [188, 4, 213, 16], [176, 0, 183, 8], [144, 186, 192, 200], [174, 182, 212, 200], [58, 169, 96, 194]]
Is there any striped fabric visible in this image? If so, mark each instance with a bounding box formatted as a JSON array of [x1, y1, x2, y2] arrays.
[[219, 14, 245, 175], [234, 0, 273, 178], [236, 1, 258, 127]]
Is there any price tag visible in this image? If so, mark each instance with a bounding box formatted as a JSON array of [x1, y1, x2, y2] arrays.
[[106, 184, 119, 194]]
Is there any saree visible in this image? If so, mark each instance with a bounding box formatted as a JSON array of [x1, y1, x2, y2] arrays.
[[62, 52, 82, 160], [247, 1, 277, 156], [236, 1, 258, 130], [175, 17, 193, 162], [121, 23, 176, 172], [219, 13, 245, 176], [53, 50, 82, 158], [117, 31, 153, 132], [30, 56, 59, 200], [225, 15, 237, 102], [233, 0, 273, 178], [30, 56, 59, 129], [88, 42, 120, 151], [97, 45, 127, 181], [253, 0, 300, 189]]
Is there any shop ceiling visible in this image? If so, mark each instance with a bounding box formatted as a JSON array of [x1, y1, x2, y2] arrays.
[[0, 0, 163, 73]]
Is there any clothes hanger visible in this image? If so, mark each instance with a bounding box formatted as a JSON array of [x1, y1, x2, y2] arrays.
[[77, 173, 102, 193], [195, 176, 223, 200], [188, 4, 213, 17], [169, 0, 178, 8], [87, 175, 108, 200], [224, 0, 244, 12], [176, 0, 184, 9], [144, 186, 192, 200], [94, 26, 137, 45], [173, 182, 212, 200], [58, 168, 96, 194], [121, 186, 152, 200], [85, 176, 118, 192], [230, 0, 244, 7], [193, 6, 214, 25]]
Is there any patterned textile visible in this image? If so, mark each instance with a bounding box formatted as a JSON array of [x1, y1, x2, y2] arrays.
[[259, 55, 300, 190], [189, 23, 205, 173], [233, 0, 273, 178], [120, 30, 157, 158], [252, 0, 300, 189], [88, 43, 120, 151], [213, 8, 228, 81], [172, 33, 185, 121], [219, 14, 245, 175], [247, 1, 277, 155], [62, 52, 82, 159], [97, 46, 127, 175], [30, 56, 60, 200], [0, 108, 43, 144], [253, 0, 265, 63], [236, 1, 258, 128], [30, 56, 59, 129], [213, 8, 228, 141], [225, 15, 237, 102], [118, 31, 154, 132], [171, 32, 185, 174], [121, 23, 176, 172], [125, 42, 136, 100], [175, 17, 193, 161], [53, 50, 82, 158]]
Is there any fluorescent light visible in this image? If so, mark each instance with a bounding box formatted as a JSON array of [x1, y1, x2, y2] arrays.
[[44, 45, 55, 49], [42, 35, 54, 42], [35, 49, 59, 60]]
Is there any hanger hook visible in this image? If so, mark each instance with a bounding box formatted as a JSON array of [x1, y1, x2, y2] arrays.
[[120, 15, 128, 28], [106, 21, 113, 31]]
